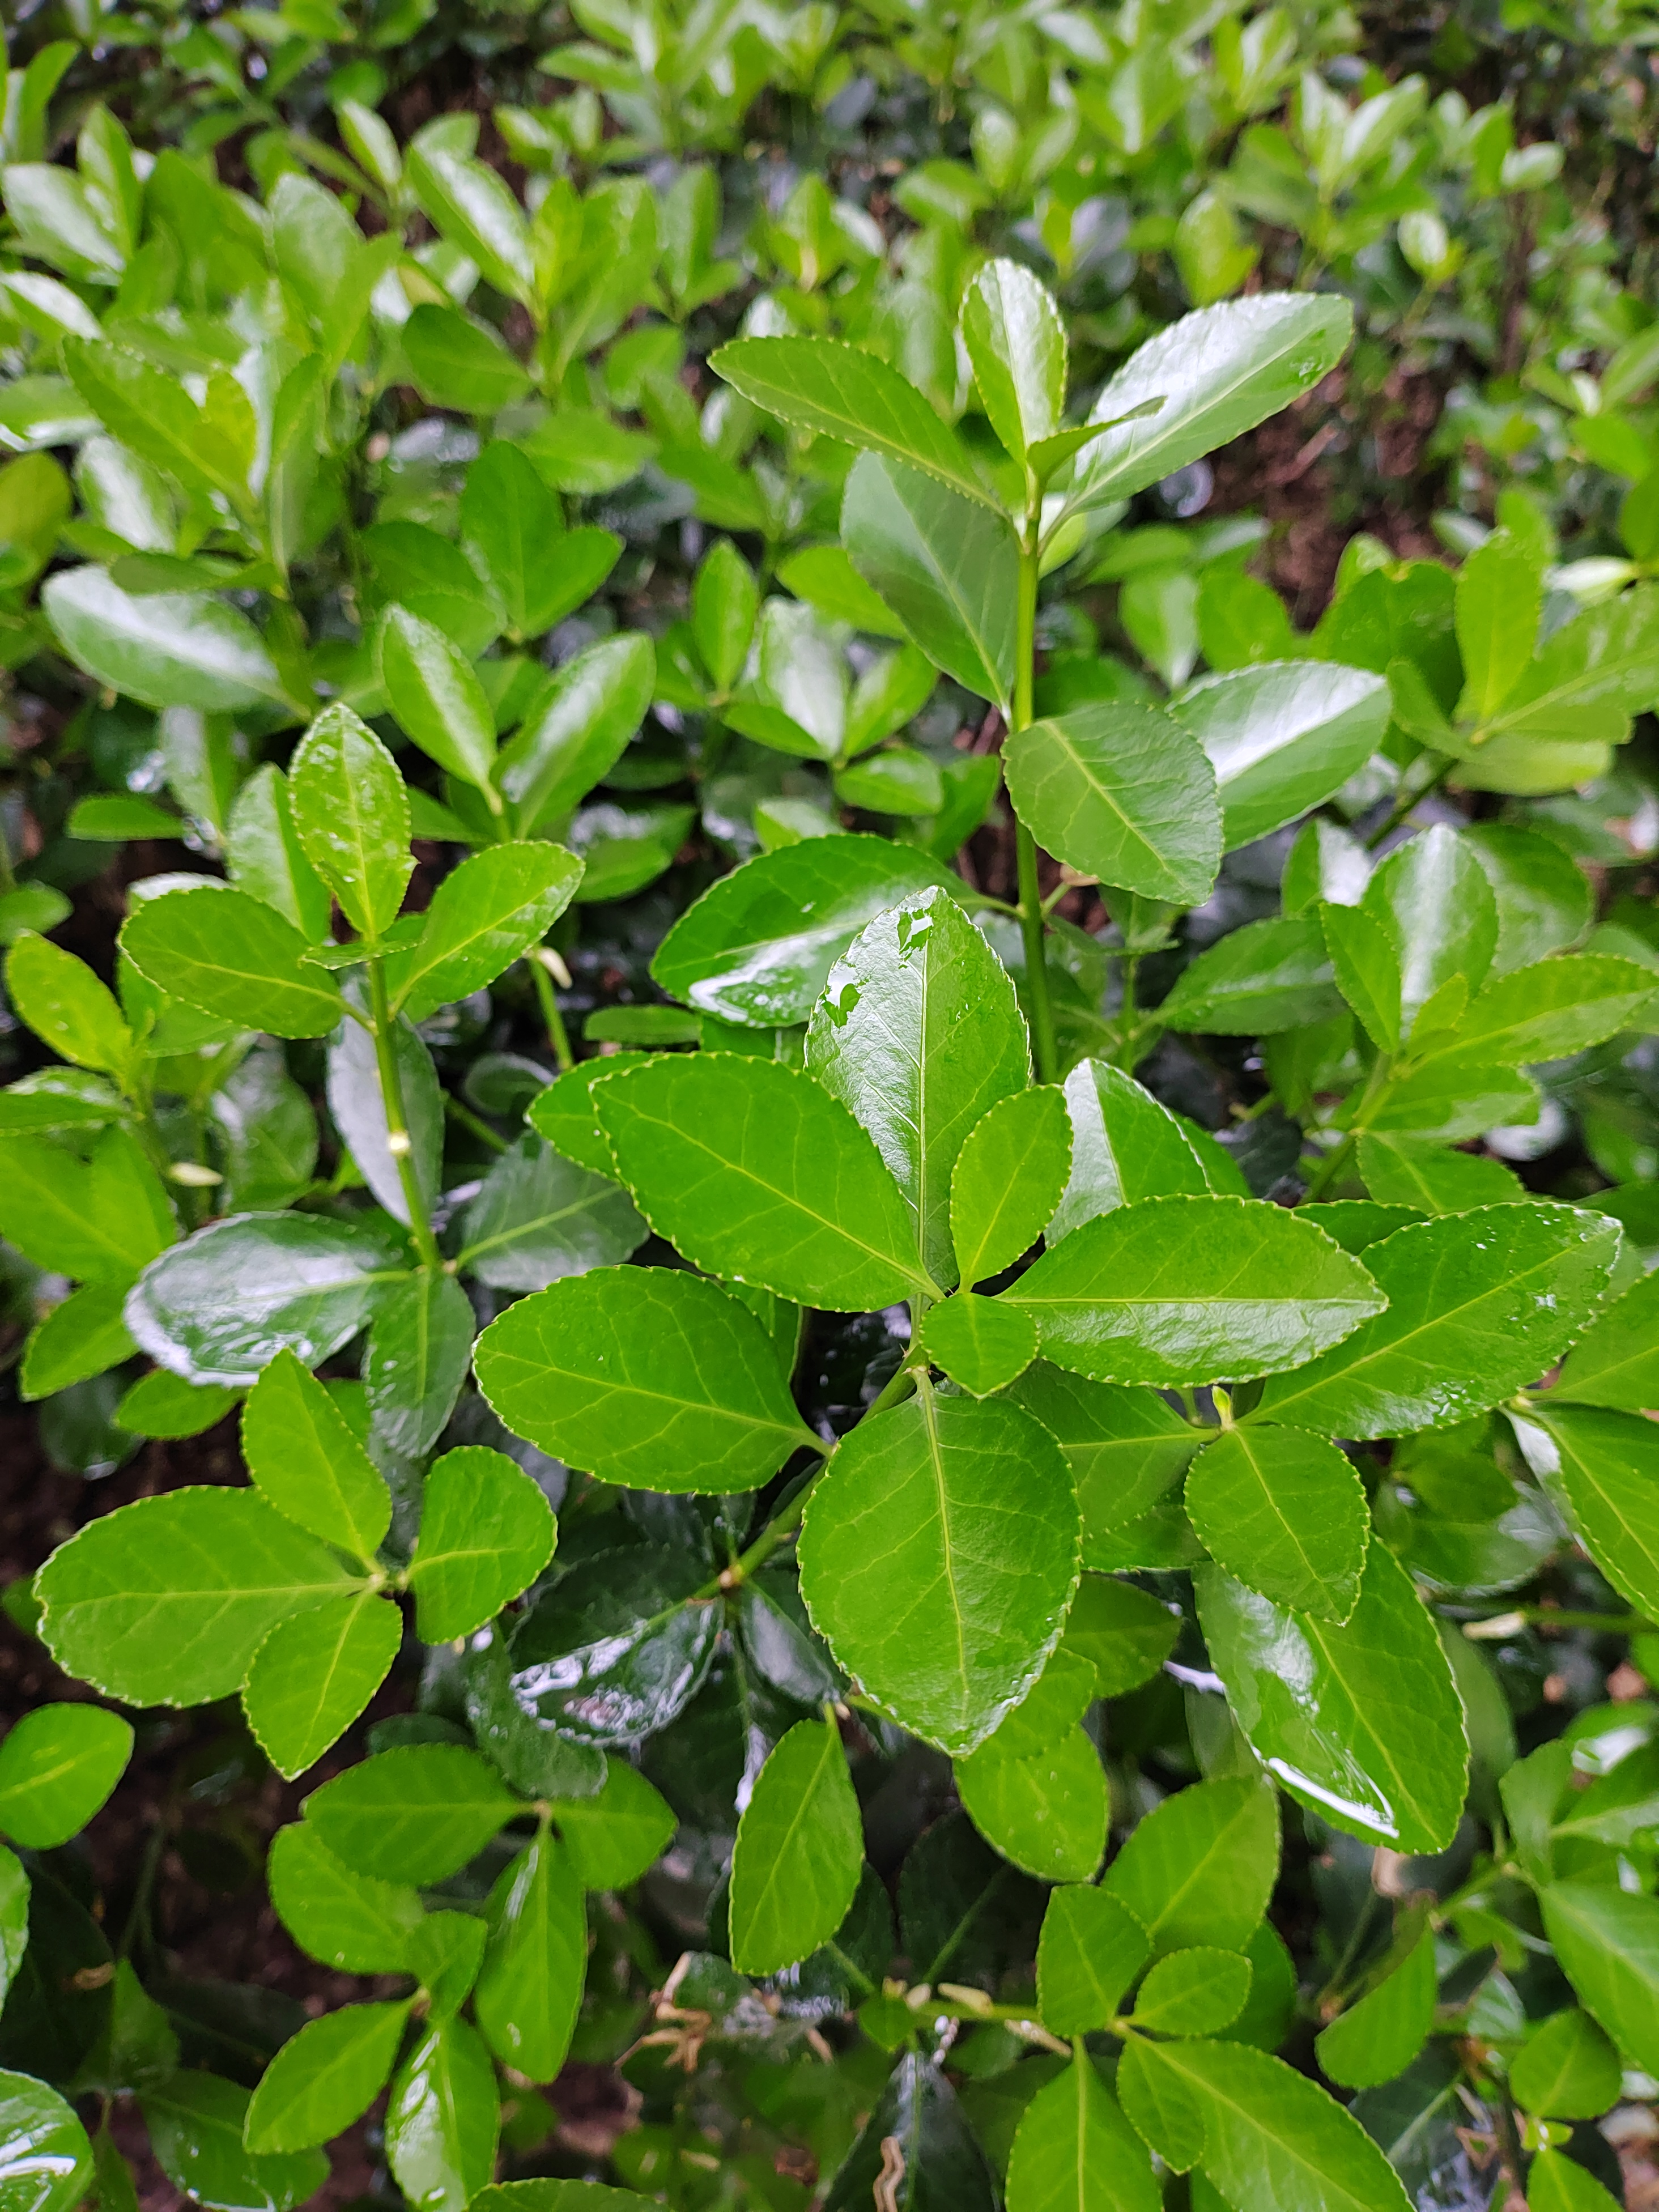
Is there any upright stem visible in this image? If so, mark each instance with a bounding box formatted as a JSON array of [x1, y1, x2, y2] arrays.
[[1012, 535, 1057, 1086], [529, 954, 575, 1073], [367, 955, 443, 1271]]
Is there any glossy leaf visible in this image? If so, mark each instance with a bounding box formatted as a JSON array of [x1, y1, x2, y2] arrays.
[[241, 1347, 390, 1559], [121, 885, 342, 1040], [1175, 661, 1389, 849], [243, 1594, 401, 1780], [43, 566, 286, 712], [1362, 824, 1496, 1032], [1553, 1266, 1659, 1410], [365, 1269, 474, 1463], [1005, 703, 1221, 905], [1185, 1425, 1369, 1621], [730, 1719, 863, 1974], [1005, 2057, 1159, 2212], [1518, 1406, 1659, 1623], [840, 453, 1018, 705], [1008, 1366, 1203, 1571], [1037, 1886, 1151, 2033], [475, 1266, 815, 1492], [496, 633, 655, 837], [243, 2000, 409, 2154], [389, 844, 583, 1022], [1539, 1881, 1659, 2077], [378, 605, 500, 800], [384, 2017, 499, 2212], [474, 1833, 586, 2083], [922, 1292, 1039, 1396], [955, 1696, 1107, 1883], [142, 2071, 327, 2212], [798, 1388, 1081, 1755], [0, 1703, 132, 1849], [1199, 1545, 1469, 1852], [951, 1084, 1073, 1286], [1254, 1207, 1618, 1438], [454, 1133, 645, 1291], [288, 704, 412, 943], [1103, 1777, 1279, 1958], [0, 2069, 94, 2212], [1158, 916, 1342, 1035], [1049, 1060, 1211, 1241], [5, 931, 131, 1079]]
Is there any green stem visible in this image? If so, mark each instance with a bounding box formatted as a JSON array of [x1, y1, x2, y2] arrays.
[[1301, 1132, 1356, 1202], [1012, 536, 1057, 1086], [528, 953, 575, 1073], [366, 955, 443, 1271], [1364, 757, 1453, 852], [444, 1092, 509, 1154]]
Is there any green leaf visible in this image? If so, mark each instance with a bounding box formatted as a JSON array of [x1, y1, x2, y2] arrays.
[[826, 2052, 997, 2211], [243, 2000, 410, 2155], [385, 2017, 499, 2212], [403, 304, 531, 414], [833, 745, 944, 816], [652, 833, 952, 1028], [952, 1084, 1073, 1286], [691, 538, 759, 692], [529, 1054, 652, 1176], [241, 1348, 392, 1560], [777, 543, 909, 639], [0, 1703, 131, 1849], [407, 1445, 556, 1641], [730, 1718, 863, 1975], [471, 2189, 662, 2212], [1528, 2151, 1623, 2212], [1199, 1545, 1469, 1852], [227, 765, 334, 943], [114, 1369, 236, 1441], [406, 139, 533, 305], [304, 1745, 517, 1885], [1419, 954, 1654, 1067], [1005, 703, 1221, 905], [378, 605, 500, 802], [922, 1294, 1039, 1397], [125, 1213, 405, 1388], [0, 2069, 93, 2212], [1007, 1366, 1203, 1571], [1254, 1206, 1618, 1437], [365, 1269, 474, 1463], [0, 1127, 173, 1288], [1518, 1406, 1659, 1622], [455, 1132, 644, 1291], [243, 1593, 401, 1780], [1315, 1926, 1437, 2090], [326, 992, 442, 1229], [474, 1833, 586, 2083], [596, 1053, 933, 1308], [840, 454, 1019, 706], [1075, 293, 1353, 508], [1509, 2009, 1624, 2120], [955, 1667, 1107, 1882], [1481, 582, 1659, 748], [267, 1822, 423, 1975], [475, 1266, 815, 1493], [1118, 2037, 1411, 2212], [1102, 1777, 1279, 1958], [5, 933, 132, 1079], [1158, 915, 1342, 1035], [1132, 1949, 1254, 2036], [1185, 1425, 1368, 1621], [1466, 823, 1593, 973], [712, 335, 998, 509], [121, 885, 343, 1040], [288, 704, 413, 943], [20, 1283, 135, 1401], [1005, 2057, 1159, 2212], [495, 633, 654, 838], [37, 1485, 356, 1706], [1037, 1886, 1151, 2033], [1005, 1196, 1384, 1386], [1456, 528, 1540, 722], [1049, 1060, 1212, 1241], [798, 1386, 1080, 1755], [1174, 662, 1389, 850], [1362, 825, 1496, 1033], [1060, 1575, 1180, 1696], [63, 339, 250, 508], [548, 1759, 675, 1891], [1553, 1265, 1659, 1410], [805, 887, 1028, 1291], [1321, 903, 1402, 1053], [1539, 1881, 1659, 2076], [961, 258, 1065, 469], [1355, 1134, 1522, 1213], [389, 845, 583, 1022], [143, 2072, 326, 2212], [43, 567, 285, 713]]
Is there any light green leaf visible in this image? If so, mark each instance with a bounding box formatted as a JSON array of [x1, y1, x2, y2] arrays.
[[244, 2000, 410, 2155], [1362, 824, 1496, 1032], [548, 1759, 675, 1891], [955, 1682, 1107, 1883], [1482, 582, 1659, 748], [777, 543, 909, 639], [1419, 954, 1654, 1068], [1456, 528, 1540, 722], [403, 305, 531, 414], [267, 1822, 423, 1975], [806, 887, 1028, 1290], [226, 765, 334, 942], [595, 1053, 933, 1308], [1037, 1886, 1150, 2033], [0, 2070, 95, 2212], [652, 833, 952, 1028], [1315, 1926, 1437, 2090], [730, 1718, 863, 1975], [799, 1386, 1081, 1755], [1174, 661, 1389, 849], [0, 1125, 173, 1288], [407, 1445, 556, 1642], [378, 605, 501, 801], [1060, 1575, 1180, 1697], [36, 1486, 358, 1707], [922, 1292, 1039, 1397], [1321, 902, 1401, 1052], [1539, 1881, 1659, 2077], [1005, 703, 1221, 905], [1005, 2057, 1159, 2212], [0, 1703, 132, 1849], [475, 1266, 816, 1493], [951, 1084, 1073, 1286], [288, 704, 413, 943], [20, 1283, 135, 1401], [1132, 1949, 1253, 2036], [1103, 1777, 1279, 1958], [1254, 1206, 1618, 1438], [407, 139, 534, 305], [1049, 1060, 1211, 1241], [528, 1053, 651, 1176], [1509, 2009, 1623, 2120], [385, 2017, 499, 2212], [1185, 1425, 1368, 1621], [1355, 1134, 1522, 1213], [474, 1834, 586, 2083], [121, 885, 343, 1040], [1466, 823, 1593, 973], [712, 335, 997, 509], [960, 258, 1065, 469], [43, 567, 284, 712], [1528, 2151, 1624, 2212], [1075, 293, 1353, 508], [1005, 1195, 1385, 1386], [1518, 1405, 1659, 1622], [1553, 1265, 1659, 1410], [1199, 1545, 1469, 1853], [304, 1745, 517, 1885], [5, 933, 132, 1079], [242, 1347, 392, 1560], [243, 1593, 401, 1780], [389, 844, 583, 1021]]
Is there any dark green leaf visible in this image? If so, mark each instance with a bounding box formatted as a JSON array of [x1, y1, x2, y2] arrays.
[[496, 634, 655, 837], [840, 454, 1019, 705], [378, 605, 501, 803], [365, 1270, 474, 1463], [474, 1834, 585, 2083], [1315, 1926, 1436, 2091], [0, 2069, 94, 2212], [142, 2071, 326, 2212], [454, 1133, 644, 1291]]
